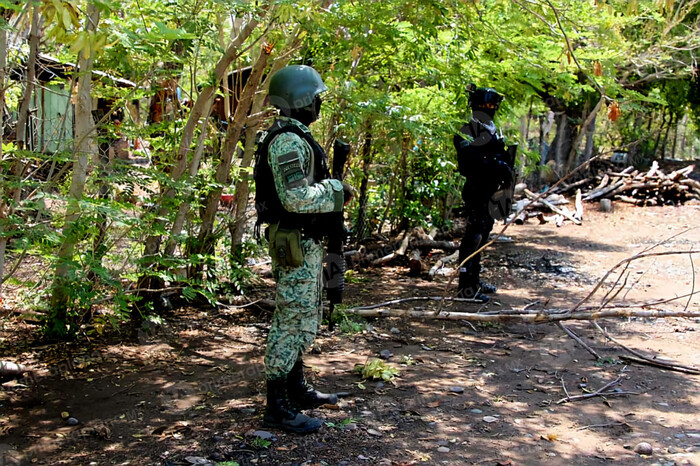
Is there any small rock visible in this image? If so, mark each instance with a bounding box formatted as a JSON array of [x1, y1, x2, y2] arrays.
[[376, 382, 385, 390], [379, 350, 392, 360], [437, 439, 449, 446], [437, 447, 450, 453], [344, 423, 358, 431], [212, 435, 224, 443], [358, 454, 370, 461], [483, 416, 499, 423], [250, 430, 276, 441], [428, 422, 437, 428], [184, 457, 213, 466], [241, 408, 256, 415], [449, 386, 464, 394], [209, 452, 223, 462], [390, 327, 400, 334], [634, 442, 653, 456], [367, 428, 383, 437], [675, 433, 686, 439], [378, 459, 392, 466], [470, 409, 483, 414], [67, 417, 79, 426]]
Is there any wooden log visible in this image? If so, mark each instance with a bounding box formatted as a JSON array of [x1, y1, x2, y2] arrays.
[[371, 231, 412, 266], [615, 195, 640, 205], [429, 250, 459, 277], [525, 189, 582, 225], [574, 189, 583, 221], [667, 164, 694, 181], [411, 239, 460, 251], [343, 307, 700, 323], [0, 361, 28, 377], [644, 160, 659, 179], [408, 249, 422, 277], [583, 179, 625, 201]]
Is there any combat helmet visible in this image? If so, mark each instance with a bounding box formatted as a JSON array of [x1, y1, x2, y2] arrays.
[[468, 84, 504, 110], [269, 65, 328, 111]]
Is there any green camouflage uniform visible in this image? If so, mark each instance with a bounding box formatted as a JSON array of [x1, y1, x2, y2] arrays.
[[264, 117, 344, 380]]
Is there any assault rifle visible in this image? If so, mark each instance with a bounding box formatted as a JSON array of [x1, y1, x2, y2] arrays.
[[323, 139, 350, 331]]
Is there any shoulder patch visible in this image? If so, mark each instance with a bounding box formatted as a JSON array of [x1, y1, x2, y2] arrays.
[[278, 150, 306, 187]]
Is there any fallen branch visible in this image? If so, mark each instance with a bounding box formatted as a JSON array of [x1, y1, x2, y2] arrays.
[[617, 355, 700, 375], [592, 321, 700, 375], [342, 306, 700, 322], [557, 323, 600, 359], [556, 375, 636, 404]]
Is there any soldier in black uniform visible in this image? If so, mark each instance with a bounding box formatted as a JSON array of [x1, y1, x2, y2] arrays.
[[454, 86, 514, 303]]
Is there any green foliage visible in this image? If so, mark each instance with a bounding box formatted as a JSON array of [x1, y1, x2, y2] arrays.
[[325, 417, 358, 429], [3, 0, 699, 341], [353, 359, 400, 382]]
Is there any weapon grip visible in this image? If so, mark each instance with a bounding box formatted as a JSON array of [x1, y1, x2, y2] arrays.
[[333, 139, 350, 180]]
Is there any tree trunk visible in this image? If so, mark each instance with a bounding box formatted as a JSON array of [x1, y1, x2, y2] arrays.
[[582, 113, 597, 165], [653, 107, 667, 159], [354, 127, 373, 241], [15, 2, 39, 151], [228, 55, 292, 263], [550, 112, 578, 176], [137, 16, 261, 298], [660, 112, 675, 160], [50, 3, 101, 331], [189, 45, 270, 278], [0, 25, 7, 294]]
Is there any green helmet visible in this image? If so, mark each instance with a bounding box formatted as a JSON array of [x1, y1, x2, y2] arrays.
[[269, 65, 328, 111]]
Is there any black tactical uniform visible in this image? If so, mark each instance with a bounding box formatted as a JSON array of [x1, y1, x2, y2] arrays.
[[454, 87, 513, 303]]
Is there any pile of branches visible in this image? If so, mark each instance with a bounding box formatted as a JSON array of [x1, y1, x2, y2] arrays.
[[508, 188, 583, 226], [555, 161, 699, 206]]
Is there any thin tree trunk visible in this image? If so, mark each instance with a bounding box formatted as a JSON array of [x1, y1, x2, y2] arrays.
[[653, 107, 667, 158], [228, 54, 292, 263], [0, 25, 7, 294], [660, 112, 674, 160], [50, 4, 101, 328], [582, 113, 597, 164], [137, 16, 261, 296], [1, 4, 39, 295], [189, 45, 271, 278], [354, 127, 373, 241], [15, 2, 39, 151]]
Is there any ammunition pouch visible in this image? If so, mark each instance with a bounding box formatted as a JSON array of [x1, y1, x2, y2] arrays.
[[269, 223, 304, 268]]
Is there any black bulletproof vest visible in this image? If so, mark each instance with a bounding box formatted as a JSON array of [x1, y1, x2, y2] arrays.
[[254, 119, 331, 237]]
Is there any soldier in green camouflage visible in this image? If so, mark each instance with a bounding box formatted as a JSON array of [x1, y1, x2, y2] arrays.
[[254, 65, 353, 434]]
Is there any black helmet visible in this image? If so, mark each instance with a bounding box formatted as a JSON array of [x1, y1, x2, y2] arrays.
[[468, 86, 503, 110], [269, 65, 328, 111]]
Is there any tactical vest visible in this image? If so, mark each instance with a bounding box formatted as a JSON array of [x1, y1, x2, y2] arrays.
[[254, 119, 331, 238]]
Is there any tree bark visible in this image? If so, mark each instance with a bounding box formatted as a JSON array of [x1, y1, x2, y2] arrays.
[[0, 25, 7, 294], [50, 3, 101, 328]]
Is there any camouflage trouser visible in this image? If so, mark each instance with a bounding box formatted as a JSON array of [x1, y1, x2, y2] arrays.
[[264, 238, 324, 380]]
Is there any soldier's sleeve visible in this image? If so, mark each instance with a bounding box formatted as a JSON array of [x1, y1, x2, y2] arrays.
[[268, 132, 344, 214]]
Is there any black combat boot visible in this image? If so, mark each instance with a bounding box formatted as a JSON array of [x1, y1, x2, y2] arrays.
[[457, 286, 490, 304], [288, 358, 339, 410], [478, 281, 497, 294], [263, 376, 323, 434]]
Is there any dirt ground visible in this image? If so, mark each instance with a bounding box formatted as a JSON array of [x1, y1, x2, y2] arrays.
[[1, 201, 699, 466]]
